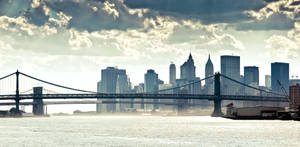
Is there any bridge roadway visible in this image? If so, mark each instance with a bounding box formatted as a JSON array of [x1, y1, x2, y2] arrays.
[[0, 93, 288, 102], [0, 100, 203, 106]]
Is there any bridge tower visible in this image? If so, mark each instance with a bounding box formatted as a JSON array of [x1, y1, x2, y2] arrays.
[[15, 70, 20, 114], [33, 87, 44, 115], [212, 73, 223, 117]]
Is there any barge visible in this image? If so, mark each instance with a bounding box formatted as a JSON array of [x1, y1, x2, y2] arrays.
[[224, 104, 300, 120]]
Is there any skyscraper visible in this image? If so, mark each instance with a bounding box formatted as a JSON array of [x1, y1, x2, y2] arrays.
[[205, 55, 214, 94], [265, 75, 271, 89], [221, 55, 240, 95], [179, 53, 201, 95], [144, 69, 159, 110], [271, 62, 289, 94], [116, 74, 130, 112], [169, 62, 176, 85], [243, 66, 259, 106], [97, 67, 128, 113], [133, 83, 144, 109], [244, 66, 259, 85], [180, 53, 196, 81]]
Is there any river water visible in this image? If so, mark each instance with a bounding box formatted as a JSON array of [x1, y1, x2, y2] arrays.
[[0, 116, 299, 147]]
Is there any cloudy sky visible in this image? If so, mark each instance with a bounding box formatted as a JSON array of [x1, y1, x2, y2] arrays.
[[0, 0, 299, 92]]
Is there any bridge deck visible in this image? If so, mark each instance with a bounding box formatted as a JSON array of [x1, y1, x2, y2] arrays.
[[0, 93, 288, 102]]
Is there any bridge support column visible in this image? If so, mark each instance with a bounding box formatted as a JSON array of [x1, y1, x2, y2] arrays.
[[13, 70, 21, 116], [33, 87, 44, 115], [212, 73, 223, 117]]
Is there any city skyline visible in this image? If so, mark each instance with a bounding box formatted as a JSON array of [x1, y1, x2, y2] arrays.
[[96, 53, 294, 87], [0, 1, 299, 146], [0, 53, 297, 89]]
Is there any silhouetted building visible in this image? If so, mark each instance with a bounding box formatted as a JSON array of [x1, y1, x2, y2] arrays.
[[134, 83, 144, 109], [205, 55, 214, 94], [179, 53, 201, 95], [221, 55, 241, 95], [243, 66, 260, 107], [265, 75, 271, 89], [33, 87, 44, 115], [244, 66, 259, 85], [271, 62, 289, 94], [116, 74, 131, 112], [158, 79, 164, 85], [97, 67, 128, 113], [180, 53, 196, 81], [169, 62, 176, 85], [144, 69, 159, 110], [271, 62, 289, 107]]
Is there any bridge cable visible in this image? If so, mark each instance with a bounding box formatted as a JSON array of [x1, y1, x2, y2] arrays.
[[19, 72, 97, 94], [220, 74, 285, 97], [0, 72, 15, 81], [20, 88, 33, 94]]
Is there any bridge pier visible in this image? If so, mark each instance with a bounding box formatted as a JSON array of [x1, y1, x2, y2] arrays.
[[33, 87, 44, 115], [211, 73, 224, 117], [212, 99, 223, 117], [177, 101, 188, 115], [13, 70, 21, 116]]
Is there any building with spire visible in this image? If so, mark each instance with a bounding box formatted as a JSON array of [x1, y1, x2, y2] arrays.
[[205, 55, 214, 94], [178, 53, 201, 96], [180, 53, 196, 81]]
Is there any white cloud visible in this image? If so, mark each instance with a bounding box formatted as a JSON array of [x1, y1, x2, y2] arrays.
[[0, 15, 59, 37], [239, 0, 299, 30], [102, 1, 120, 19], [246, 0, 299, 20], [68, 29, 93, 50], [265, 35, 299, 61], [288, 22, 300, 44], [0, 40, 14, 51]]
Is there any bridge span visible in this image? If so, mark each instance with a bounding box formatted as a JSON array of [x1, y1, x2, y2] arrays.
[[0, 71, 288, 117]]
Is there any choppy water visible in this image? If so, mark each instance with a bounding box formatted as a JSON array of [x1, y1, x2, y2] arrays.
[[0, 116, 299, 147]]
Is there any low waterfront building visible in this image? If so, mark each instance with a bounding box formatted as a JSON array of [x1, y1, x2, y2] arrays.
[[290, 84, 300, 109]]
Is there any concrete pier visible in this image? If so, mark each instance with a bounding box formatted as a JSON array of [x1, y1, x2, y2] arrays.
[[33, 87, 44, 115]]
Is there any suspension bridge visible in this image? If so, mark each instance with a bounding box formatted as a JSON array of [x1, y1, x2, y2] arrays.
[[0, 70, 288, 116]]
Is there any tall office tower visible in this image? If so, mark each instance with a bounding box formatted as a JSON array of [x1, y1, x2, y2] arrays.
[[265, 75, 271, 89], [244, 66, 259, 85], [221, 55, 240, 95], [271, 62, 289, 93], [144, 69, 159, 110], [271, 62, 289, 107], [169, 62, 176, 85], [97, 67, 127, 113], [180, 53, 196, 81], [243, 66, 259, 106], [116, 74, 130, 112], [205, 55, 214, 94]]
